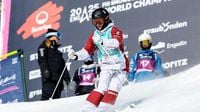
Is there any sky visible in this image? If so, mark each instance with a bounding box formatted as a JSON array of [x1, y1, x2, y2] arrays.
[[0, 64, 200, 112]]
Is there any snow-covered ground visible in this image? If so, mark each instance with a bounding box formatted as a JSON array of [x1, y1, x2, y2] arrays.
[[0, 64, 200, 112]]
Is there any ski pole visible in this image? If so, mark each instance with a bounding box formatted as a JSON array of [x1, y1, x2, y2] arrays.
[[49, 58, 70, 100]]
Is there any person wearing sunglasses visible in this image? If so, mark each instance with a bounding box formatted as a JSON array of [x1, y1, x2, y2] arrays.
[[68, 8, 129, 112]]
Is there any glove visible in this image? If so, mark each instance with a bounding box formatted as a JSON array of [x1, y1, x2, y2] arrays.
[[67, 49, 77, 60], [92, 35, 103, 45], [42, 70, 51, 79], [68, 81, 77, 90]]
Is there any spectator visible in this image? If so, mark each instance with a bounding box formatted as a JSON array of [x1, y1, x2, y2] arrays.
[[37, 29, 70, 100]]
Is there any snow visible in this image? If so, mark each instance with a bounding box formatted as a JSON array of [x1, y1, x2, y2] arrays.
[[1, 64, 200, 112]]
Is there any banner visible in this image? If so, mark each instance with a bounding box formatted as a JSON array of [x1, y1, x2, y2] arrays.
[[0, 50, 26, 103], [7, 0, 200, 101]]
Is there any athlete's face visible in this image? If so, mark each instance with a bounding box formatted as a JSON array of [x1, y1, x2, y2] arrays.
[[140, 40, 151, 49], [92, 18, 105, 30]]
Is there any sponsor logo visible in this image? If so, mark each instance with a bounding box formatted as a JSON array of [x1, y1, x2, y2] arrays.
[[166, 41, 187, 49], [29, 69, 41, 80], [70, 0, 171, 23], [70, 3, 99, 23], [151, 40, 188, 54], [29, 89, 42, 99], [17, 1, 64, 39], [144, 21, 188, 34], [163, 58, 188, 69], [152, 42, 165, 49], [0, 74, 16, 86]]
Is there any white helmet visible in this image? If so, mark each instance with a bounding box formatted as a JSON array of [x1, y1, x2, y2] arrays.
[[138, 33, 152, 43]]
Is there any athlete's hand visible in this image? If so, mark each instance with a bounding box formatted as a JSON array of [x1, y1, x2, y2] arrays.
[[67, 49, 77, 60]]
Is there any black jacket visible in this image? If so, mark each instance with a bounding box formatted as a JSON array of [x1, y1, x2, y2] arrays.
[[37, 41, 70, 83]]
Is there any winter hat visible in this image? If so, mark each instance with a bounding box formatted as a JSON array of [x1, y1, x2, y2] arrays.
[[45, 29, 62, 40]]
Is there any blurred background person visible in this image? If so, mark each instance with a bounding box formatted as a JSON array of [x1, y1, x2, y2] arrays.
[[37, 29, 70, 100], [69, 55, 101, 96], [128, 33, 164, 82]]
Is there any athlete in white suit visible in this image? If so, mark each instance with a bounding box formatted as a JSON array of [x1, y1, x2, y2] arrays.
[[68, 8, 129, 112]]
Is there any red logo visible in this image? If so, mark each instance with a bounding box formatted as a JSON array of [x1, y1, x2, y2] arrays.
[[17, 1, 63, 39]]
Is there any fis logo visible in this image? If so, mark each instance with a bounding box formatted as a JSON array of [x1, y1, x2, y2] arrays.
[[17, 1, 64, 39]]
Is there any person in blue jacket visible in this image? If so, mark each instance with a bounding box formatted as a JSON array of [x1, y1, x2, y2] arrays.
[[128, 33, 164, 82]]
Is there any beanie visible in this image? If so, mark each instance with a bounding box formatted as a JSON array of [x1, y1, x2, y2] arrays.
[[45, 29, 62, 40]]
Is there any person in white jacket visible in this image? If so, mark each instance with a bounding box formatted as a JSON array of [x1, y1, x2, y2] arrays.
[[68, 8, 129, 111]]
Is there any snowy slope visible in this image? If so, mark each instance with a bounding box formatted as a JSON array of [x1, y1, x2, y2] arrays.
[[0, 64, 200, 112]]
